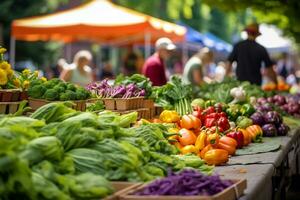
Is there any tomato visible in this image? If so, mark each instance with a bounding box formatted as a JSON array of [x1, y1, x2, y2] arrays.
[[200, 144, 213, 159], [204, 149, 229, 165], [178, 128, 197, 146], [181, 145, 198, 154], [180, 115, 194, 129], [239, 128, 251, 146]]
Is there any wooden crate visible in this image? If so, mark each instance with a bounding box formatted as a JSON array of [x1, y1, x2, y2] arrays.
[[119, 179, 246, 200], [104, 182, 141, 200], [0, 101, 22, 114], [0, 89, 22, 102], [28, 98, 96, 111], [116, 108, 151, 120], [115, 97, 144, 111]]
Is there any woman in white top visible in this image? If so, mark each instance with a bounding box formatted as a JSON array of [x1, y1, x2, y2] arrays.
[[60, 50, 94, 86]]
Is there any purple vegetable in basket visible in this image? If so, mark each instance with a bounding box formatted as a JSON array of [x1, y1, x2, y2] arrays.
[[277, 123, 290, 136], [264, 111, 282, 125], [134, 169, 233, 196], [250, 112, 265, 126], [262, 123, 278, 137]]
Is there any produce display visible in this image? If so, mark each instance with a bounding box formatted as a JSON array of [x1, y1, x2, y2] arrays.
[[2, 66, 300, 200], [0, 102, 213, 199], [134, 169, 233, 196], [28, 78, 91, 101]]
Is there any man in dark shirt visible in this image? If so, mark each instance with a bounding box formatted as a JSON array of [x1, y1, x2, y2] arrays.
[[142, 37, 176, 86], [226, 23, 277, 85]]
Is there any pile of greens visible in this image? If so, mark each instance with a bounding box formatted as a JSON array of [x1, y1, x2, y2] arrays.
[[28, 78, 91, 101], [153, 76, 193, 116], [196, 77, 273, 103], [0, 102, 213, 199]]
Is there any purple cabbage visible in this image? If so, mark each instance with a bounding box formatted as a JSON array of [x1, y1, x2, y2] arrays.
[[262, 124, 278, 137], [135, 169, 233, 196], [250, 112, 265, 126]]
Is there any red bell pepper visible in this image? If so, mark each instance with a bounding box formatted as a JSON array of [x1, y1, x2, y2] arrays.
[[204, 117, 217, 128], [226, 130, 244, 149], [217, 116, 230, 132], [202, 106, 215, 116]]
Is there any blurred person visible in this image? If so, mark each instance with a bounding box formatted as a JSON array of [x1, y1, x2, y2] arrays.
[[276, 52, 295, 80], [182, 47, 214, 85], [60, 50, 93, 86], [226, 23, 277, 85], [215, 61, 226, 82], [142, 37, 176, 86], [122, 48, 143, 75], [100, 61, 114, 80]]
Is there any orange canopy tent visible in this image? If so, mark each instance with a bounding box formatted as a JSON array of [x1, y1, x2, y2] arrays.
[[10, 0, 186, 65]]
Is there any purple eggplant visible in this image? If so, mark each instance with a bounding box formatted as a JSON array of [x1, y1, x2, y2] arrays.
[[277, 123, 290, 136], [250, 112, 265, 126], [264, 111, 282, 125], [255, 103, 273, 113], [257, 97, 268, 105], [273, 95, 286, 106], [267, 97, 274, 103], [262, 124, 278, 137]]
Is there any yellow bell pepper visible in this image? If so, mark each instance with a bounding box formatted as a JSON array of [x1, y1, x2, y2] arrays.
[[195, 131, 207, 151], [181, 145, 198, 155], [159, 110, 180, 123]]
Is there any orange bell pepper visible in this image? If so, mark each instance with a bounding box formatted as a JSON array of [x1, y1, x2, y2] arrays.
[[239, 128, 251, 146], [181, 145, 198, 154], [206, 132, 219, 147], [200, 144, 213, 159], [178, 128, 197, 146], [218, 136, 237, 155], [203, 149, 229, 165], [195, 131, 207, 151], [246, 125, 263, 143]]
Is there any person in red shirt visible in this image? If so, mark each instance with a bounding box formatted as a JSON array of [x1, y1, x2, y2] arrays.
[[142, 37, 176, 86]]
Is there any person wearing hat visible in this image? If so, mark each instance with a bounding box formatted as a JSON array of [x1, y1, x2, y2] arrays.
[[183, 47, 214, 85], [142, 37, 176, 86], [226, 23, 277, 85]]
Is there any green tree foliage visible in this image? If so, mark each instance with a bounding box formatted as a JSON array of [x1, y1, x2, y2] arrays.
[[208, 8, 230, 42], [0, 0, 68, 67], [203, 0, 300, 43]]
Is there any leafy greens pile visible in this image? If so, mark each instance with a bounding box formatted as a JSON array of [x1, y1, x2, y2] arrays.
[[153, 75, 193, 116], [0, 102, 213, 199], [196, 77, 272, 103]]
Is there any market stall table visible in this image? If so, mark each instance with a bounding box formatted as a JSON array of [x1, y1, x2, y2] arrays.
[[215, 128, 300, 200], [215, 164, 274, 200]]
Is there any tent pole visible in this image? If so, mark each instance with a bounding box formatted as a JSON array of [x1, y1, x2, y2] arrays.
[[144, 32, 151, 60], [66, 43, 72, 63], [182, 42, 188, 65], [9, 36, 16, 69]]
